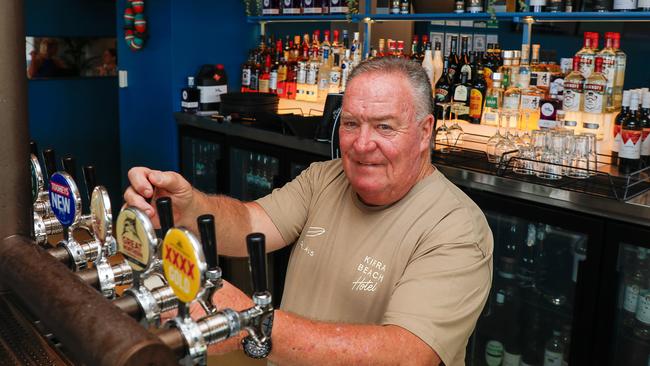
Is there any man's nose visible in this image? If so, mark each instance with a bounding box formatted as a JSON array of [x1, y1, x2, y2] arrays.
[[352, 125, 377, 152]]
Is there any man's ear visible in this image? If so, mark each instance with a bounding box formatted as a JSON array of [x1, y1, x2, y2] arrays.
[[419, 114, 435, 152]]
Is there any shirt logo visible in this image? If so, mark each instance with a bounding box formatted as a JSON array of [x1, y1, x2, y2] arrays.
[[305, 226, 326, 237], [352, 255, 387, 292]]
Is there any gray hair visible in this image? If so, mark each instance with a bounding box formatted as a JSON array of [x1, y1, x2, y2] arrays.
[[346, 57, 434, 122]]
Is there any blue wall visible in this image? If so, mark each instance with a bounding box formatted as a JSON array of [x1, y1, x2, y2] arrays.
[[26, 0, 120, 212], [117, 0, 256, 188]]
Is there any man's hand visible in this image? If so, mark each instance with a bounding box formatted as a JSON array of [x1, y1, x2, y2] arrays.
[[123, 167, 200, 230]]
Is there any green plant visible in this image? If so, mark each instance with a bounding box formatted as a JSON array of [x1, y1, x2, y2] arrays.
[[346, 0, 359, 21], [242, 0, 261, 16]]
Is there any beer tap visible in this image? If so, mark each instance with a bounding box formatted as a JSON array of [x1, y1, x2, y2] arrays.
[[157, 231, 274, 365], [60, 156, 95, 235], [113, 198, 178, 326], [195, 214, 222, 315], [31, 147, 63, 244]]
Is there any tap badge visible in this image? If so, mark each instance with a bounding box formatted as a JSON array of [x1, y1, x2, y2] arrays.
[[116, 207, 155, 272], [162, 228, 205, 303], [90, 186, 112, 243], [49, 172, 80, 227]]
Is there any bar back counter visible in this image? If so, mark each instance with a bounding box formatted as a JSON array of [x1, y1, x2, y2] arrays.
[[177, 112, 650, 366]]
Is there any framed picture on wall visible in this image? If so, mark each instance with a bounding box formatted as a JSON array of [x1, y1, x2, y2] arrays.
[[26, 37, 117, 79]]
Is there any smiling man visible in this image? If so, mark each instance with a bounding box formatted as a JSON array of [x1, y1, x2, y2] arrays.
[[124, 57, 493, 366]]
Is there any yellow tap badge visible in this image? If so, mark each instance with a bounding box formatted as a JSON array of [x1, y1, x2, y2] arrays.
[[162, 228, 205, 303]]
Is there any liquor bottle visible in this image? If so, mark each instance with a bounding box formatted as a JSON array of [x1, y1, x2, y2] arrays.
[[181, 76, 200, 114], [263, 0, 280, 15], [640, 91, 650, 165], [321, 30, 331, 67], [396, 40, 406, 58], [577, 32, 596, 79], [613, 33, 627, 110], [498, 50, 515, 90], [530, 0, 547, 12], [455, 0, 465, 12], [331, 30, 342, 65], [448, 36, 461, 84], [546, 0, 563, 11], [421, 42, 435, 89], [466, 0, 484, 12], [410, 35, 419, 60], [196, 64, 228, 114], [302, 0, 323, 13], [249, 54, 260, 93], [285, 59, 297, 99], [484, 292, 506, 366], [599, 33, 618, 112], [470, 68, 487, 124], [259, 55, 271, 93], [639, 0, 650, 10], [612, 91, 631, 164], [377, 38, 386, 58], [342, 29, 349, 50], [241, 55, 252, 92], [400, 0, 410, 14], [562, 56, 585, 130], [435, 56, 452, 119], [451, 71, 471, 121], [543, 329, 565, 366], [390, 0, 400, 13], [531, 44, 550, 95], [620, 92, 643, 174], [613, 0, 637, 11], [351, 32, 362, 65], [329, 53, 342, 94], [482, 72, 503, 126], [582, 57, 607, 138], [433, 42, 444, 89], [269, 59, 279, 94], [311, 30, 321, 61], [419, 35, 429, 62], [503, 70, 522, 112], [634, 260, 650, 340], [520, 310, 544, 366], [592, 0, 612, 11], [459, 36, 473, 81], [340, 49, 352, 92]]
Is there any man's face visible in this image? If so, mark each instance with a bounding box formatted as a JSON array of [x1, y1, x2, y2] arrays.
[[339, 71, 432, 206]]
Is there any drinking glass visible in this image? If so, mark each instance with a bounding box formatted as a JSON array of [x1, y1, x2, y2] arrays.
[[448, 102, 465, 151], [568, 135, 590, 179], [435, 102, 452, 153], [513, 146, 536, 175], [536, 133, 563, 180], [486, 109, 504, 164], [495, 110, 518, 166], [583, 132, 598, 176]]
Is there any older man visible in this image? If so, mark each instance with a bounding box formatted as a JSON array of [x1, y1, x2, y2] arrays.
[[124, 57, 493, 366]]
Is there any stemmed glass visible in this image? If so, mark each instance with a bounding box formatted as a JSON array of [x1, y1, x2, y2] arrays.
[[495, 110, 518, 166], [434, 102, 452, 153], [519, 110, 532, 147], [486, 109, 504, 164], [447, 102, 465, 151]]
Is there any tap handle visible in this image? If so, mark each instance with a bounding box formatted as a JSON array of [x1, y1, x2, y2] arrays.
[[83, 165, 97, 203], [42, 148, 57, 181], [30, 140, 38, 157], [156, 197, 174, 236], [62, 156, 77, 182], [246, 233, 267, 294], [197, 214, 219, 268]]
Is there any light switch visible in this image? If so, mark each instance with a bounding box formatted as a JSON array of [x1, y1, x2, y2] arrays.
[[119, 70, 128, 88]]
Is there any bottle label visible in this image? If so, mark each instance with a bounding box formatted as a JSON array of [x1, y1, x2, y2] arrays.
[[242, 69, 251, 86], [470, 89, 484, 118], [583, 122, 599, 131], [541, 102, 556, 119], [640, 0, 650, 8], [485, 340, 504, 366], [318, 74, 329, 90], [614, 0, 637, 9], [249, 73, 259, 91], [181, 101, 199, 109], [270, 71, 278, 90], [536, 72, 551, 88], [454, 85, 468, 102], [580, 56, 595, 78], [485, 95, 499, 109], [613, 125, 622, 153], [435, 88, 449, 101], [623, 285, 639, 313], [563, 89, 582, 112], [530, 0, 547, 5], [306, 68, 317, 85], [329, 70, 341, 87], [503, 352, 522, 366], [297, 68, 306, 84], [198, 85, 227, 104], [601, 56, 616, 89], [483, 111, 499, 125], [642, 128, 650, 156], [461, 64, 472, 80], [521, 95, 541, 110], [503, 95, 520, 110], [258, 79, 270, 93], [620, 129, 642, 159], [636, 290, 650, 324], [584, 86, 605, 113], [550, 77, 564, 97], [616, 56, 627, 88], [539, 119, 558, 129], [544, 350, 563, 366]]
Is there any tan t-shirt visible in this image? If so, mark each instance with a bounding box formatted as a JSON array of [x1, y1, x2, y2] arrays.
[[256, 159, 493, 366]]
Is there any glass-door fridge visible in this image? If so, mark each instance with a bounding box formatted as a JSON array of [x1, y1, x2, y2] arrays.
[[598, 221, 650, 365], [180, 134, 223, 194], [465, 191, 604, 366]]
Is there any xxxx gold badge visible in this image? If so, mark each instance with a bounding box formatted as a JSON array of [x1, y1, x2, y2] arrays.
[[162, 228, 206, 303]]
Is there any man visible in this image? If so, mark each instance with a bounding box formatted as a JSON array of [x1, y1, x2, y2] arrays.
[[124, 57, 493, 365]]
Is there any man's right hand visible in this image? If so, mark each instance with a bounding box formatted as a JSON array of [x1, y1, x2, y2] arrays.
[[123, 167, 199, 229]]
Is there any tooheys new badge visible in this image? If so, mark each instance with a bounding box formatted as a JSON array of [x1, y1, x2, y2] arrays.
[[49, 172, 81, 227], [116, 207, 157, 272], [162, 228, 206, 303]]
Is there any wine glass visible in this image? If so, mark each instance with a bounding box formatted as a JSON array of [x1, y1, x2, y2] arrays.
[[495, 110, 518, 166], [486, 109, 504, 164], [435, 102, 452, 153], [448, 102, 465, 151]]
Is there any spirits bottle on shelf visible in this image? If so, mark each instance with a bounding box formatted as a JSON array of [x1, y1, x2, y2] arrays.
[[640, 91, 650, 165], [466, 0, 484, 13], [328, 53, 342, 94], [181, 76, 200, 114], [563, 56, 585, 131], [340, 49, 352, 92], [530, 0, 547, 12], [612, 90, 631, 165], [351, 32, 362, 65], [459, 36, 473, 81], [451, 71, 471, 121], [599, 33, 618, 112], [639, 0, 650, 10], [435, 56, 452, 119], [619, 92, 643, 174], [613, 32, 627, 110], [469, 68, 487, 125], [624, 248, 648, 326], [448, 36, 460, 85], [582, 57, 607, 139], [433, 42, 444, 90], [421, 42, 434, 90], [482, 72, 503, 126], [613, 0, 637, 11], [531, 44, 550, 96], [410, 35, 420, 61], [543, 329, 565, 366], [576, 32, 596, 79]]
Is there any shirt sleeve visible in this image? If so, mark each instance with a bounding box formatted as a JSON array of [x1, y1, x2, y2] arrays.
[[381, 216, 493, 366], [254, 162, 321, 245]]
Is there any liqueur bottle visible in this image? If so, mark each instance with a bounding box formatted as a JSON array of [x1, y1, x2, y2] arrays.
[[452, 71, 472, 121]]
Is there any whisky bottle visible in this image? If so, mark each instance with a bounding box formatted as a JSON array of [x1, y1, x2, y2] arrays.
[[531, 44, 550, 95], [181, 76, 200, 114], [582, 57, 607, 138], [562, 56, 585, 130]]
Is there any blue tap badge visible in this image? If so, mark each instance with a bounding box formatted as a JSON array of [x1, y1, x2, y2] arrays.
[[49, 172, 81, 227]]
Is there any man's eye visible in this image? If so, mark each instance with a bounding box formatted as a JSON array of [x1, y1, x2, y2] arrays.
[[377, 124, 393, 131], [342, 121, 358, 129]]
